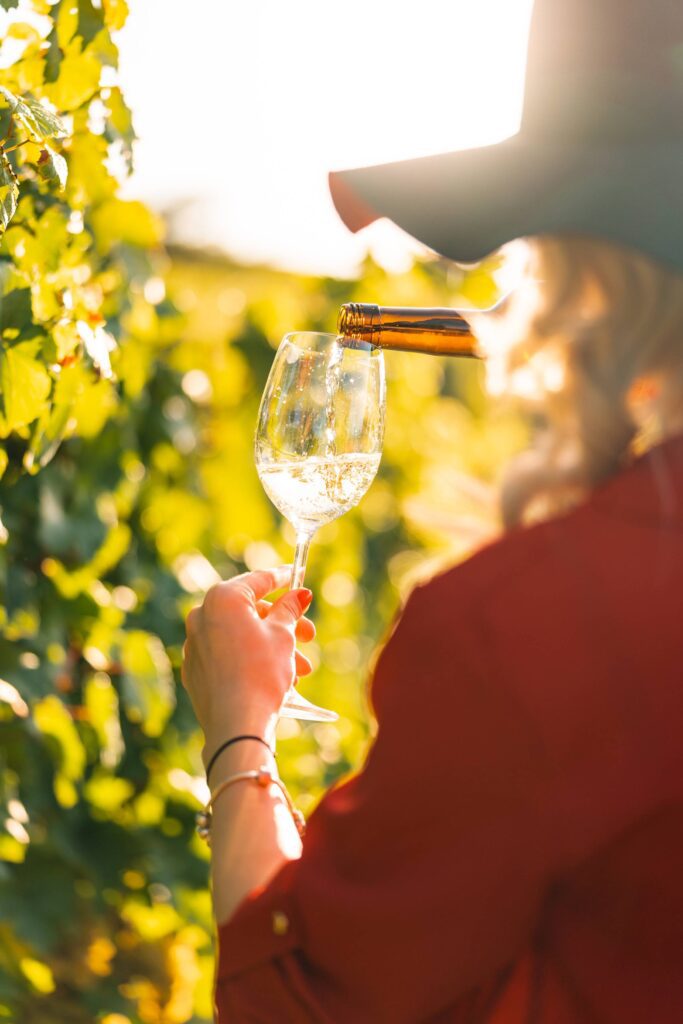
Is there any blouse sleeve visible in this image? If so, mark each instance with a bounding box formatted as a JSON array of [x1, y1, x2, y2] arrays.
[[215, 575, 552, 1023]]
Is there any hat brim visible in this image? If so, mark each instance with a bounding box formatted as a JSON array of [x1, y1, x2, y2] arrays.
[[329, 135, 683, 271]]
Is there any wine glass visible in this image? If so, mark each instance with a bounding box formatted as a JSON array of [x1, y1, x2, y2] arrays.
[[255, 331, 385, 722]]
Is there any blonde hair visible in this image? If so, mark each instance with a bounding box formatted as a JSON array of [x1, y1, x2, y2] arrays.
[[472, 236, 683, 529]]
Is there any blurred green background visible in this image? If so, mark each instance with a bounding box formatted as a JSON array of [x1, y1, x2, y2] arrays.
[[0, 3, 527, 1021]]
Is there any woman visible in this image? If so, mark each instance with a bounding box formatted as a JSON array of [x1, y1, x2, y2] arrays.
[[182, 0, 683, 1020]]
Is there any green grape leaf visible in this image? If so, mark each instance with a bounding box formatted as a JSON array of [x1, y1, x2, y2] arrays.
[[91, 198, 164, 250], [84, 673, 124, 767], [0, 150, 19, 236], [102, 0, 129, 31], [103, 86, 135, 169], [0, 86, 68, 142], [77, 0, 105, 48], [44, 26, 63, 85], [119, 631, 176, 738], [36, 146, 68, 190], [33, 695, 86, 783], [25, 361, 85, 470], [43, 50, 101, 112], [0, 342, 52, 432], [18, 95, 68, 141], [26, 398, 71, 472], [0, 287, 34, 335]]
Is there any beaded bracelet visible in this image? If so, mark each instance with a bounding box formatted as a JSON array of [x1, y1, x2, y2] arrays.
[[196, 765, 306, 845]]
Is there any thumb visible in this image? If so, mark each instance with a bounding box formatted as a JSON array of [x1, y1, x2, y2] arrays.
[[269, 588, 312, 627]]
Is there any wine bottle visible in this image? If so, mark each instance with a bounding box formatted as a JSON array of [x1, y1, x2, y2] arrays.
[[337, 303, 478, 357]]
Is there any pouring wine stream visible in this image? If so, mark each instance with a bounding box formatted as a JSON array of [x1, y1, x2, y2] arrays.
[[290, 337, 345, 588]]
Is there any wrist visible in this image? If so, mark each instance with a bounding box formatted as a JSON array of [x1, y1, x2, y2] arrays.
[[202, 710, 278, 768], [202, 728, 277, 777], [205, 741, 278, 785]]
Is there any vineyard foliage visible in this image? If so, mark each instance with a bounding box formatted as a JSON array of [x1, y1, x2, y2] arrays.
[[0, 2, 526, 1021]]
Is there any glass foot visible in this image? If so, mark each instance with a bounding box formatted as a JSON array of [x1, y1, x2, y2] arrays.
[[280, 688, 339, 722]]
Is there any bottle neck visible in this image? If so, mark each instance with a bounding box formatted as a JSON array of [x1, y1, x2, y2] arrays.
[[337, 303, 478, 357]]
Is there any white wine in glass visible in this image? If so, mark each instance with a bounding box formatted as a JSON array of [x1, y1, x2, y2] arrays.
[[255, 331, 385, 722]]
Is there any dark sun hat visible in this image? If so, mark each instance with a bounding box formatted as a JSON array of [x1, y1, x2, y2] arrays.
[[329, 0, 683, 271]]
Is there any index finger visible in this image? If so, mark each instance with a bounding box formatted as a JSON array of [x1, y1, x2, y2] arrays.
[[230, 566, 292, 602]]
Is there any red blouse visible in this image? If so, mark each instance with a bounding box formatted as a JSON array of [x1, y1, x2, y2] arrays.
[[215, 435, 683, 1023]]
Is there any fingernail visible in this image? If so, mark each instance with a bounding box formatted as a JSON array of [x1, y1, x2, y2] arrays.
[[298, 588, 313, 610]]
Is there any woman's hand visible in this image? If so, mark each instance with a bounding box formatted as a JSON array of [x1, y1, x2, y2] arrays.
[[181, 566, 314, 758]]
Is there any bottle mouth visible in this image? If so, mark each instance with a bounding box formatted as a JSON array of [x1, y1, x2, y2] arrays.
[[337, 303, 380, 340]]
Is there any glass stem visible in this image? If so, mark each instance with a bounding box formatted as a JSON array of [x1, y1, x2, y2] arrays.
[[291, 530, 314, 589]]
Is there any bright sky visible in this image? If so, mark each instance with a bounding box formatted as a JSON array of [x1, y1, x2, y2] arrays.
[[117, 0, 534, 277]]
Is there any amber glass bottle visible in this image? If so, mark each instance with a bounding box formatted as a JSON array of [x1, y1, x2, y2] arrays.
[[337, 303, 478, 356]]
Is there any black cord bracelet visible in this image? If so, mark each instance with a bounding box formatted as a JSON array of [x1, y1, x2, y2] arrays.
[[205, 735, 274, 786]]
